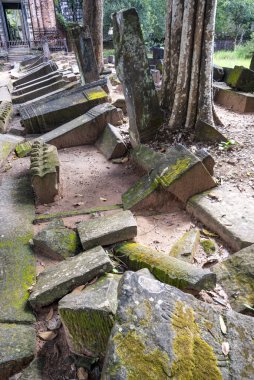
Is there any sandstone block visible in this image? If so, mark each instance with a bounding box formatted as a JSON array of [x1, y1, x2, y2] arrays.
[[13, 61, 58, 88], [169, 229, 200, 262], [95, 123, 127, 160], [226, 65, 254, 92], [0, 101, 13, 133]]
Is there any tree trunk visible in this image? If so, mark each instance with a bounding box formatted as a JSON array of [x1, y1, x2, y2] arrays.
[[162, 0, 219, 137], [83, 0, 104, 73]]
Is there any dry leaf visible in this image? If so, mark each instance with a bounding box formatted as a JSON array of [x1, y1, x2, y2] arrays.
[[77, 367, 88, 380], [46, 308, 54, 321], [72, 285, 86, 294], [38, 331, 57, 341], [100, 197, 107, 202], [201, 228, 218, 237], [222, 341, 229, 356], [219, 315, 227, 335]]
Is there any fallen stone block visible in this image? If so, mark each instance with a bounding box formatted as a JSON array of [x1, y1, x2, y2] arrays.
[[59, 274, 120, 357], [226, 65, 254, 92], [0, 134, 24, 169], [123, 144, 216, 209], [114, 242, 216, 291], [14, 71, 65, 91], [95, 123, 127, 160], [30, 141, 60, 205], [187, 185, 254, 252], [13, 61, 58, 88], [20, 55, 44, 69], [213, 64, 224, 82], [112, 97, 127, 114], [0, 323, 35, 380], [195, 148, 215, 176], [12, 73, 63, 96], [77, 210, 137, 251], [169, 229, 200, 262], [0, 101, 13, 133], [15, 140, 33, 158], [33, 219, 80, 260], [112, 8, 163, 147], [213, 245, 254, 313], [214, 82, 254, 113], [101, 269, 254, 380], [0, 86, 11, 102], [194, 120, 227, 143], [29, 246, 113, 308], [21, 86, 108, 134]]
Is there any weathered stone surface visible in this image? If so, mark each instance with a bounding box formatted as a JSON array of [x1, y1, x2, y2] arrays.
[[96, 123, 127, 160], [0, 324, 35, 380], [29, 246, 113, 308], [30, 141, 60, 204], [20, 55, 44, 69], [0, 174, 36, 323], [114, 242, 216, 291], [21, 86, 108, 134], [123, 144, 216, 209], [78, 211, 137, 251], [0, 86, 11, 102], [201, 238, 217, 256], [213, 245, 254, 312], [195, 148, 215, 176], [69, 25, 99, 84], [0, 134, 24, 169], [19, 358, 44, 380], [226, 65, 254, 92], [187, 185, 254, 252], [15, 141, 33, 158], [214, 82, 254, 113], [102, 270, 254, 380], [33, 219, 80, 260], [195, 120, 227, 143], [112, 97, 127, 114], [213, 64, 224, 82], [112, 8, 163, 147], [59, 273, 120, 357], [130, 144, 164, 172], [12, 73, 63, 96], [169, 229, 200, 262], [0, 101, 13, 133], [13, 61, 58, 87]]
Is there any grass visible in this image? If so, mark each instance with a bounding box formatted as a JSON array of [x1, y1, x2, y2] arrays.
[[214, 50, 251, 68]]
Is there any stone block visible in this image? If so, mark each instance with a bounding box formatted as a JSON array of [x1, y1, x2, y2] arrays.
[[21, 86, 108, 134], [169, 229, 200, 262], [187, 185, 254, 251], [114, 242, 216, 291], [214, 82, 254, 113], [213, 64, 224, 82], [95, 123, 127, 160], [226, 65, 254, 92], [14, 71, 63, 90], [0, 86, 11, 102], [213, 245, 254, 313], [195, 148, 215, 176], [59, 274, 120, 357], [77, 210, 137, 251], [0, 101, 13, 133], [0, 324, 35, 380], [12, 73, 63, 96], [194, 120, 227, 143], [20, 55, 44, 69], [102, 269, 254, 379], [33, 219, 80, 260], [112, 97, 127, 114], [13, 61, 58, 88], [0, 134, 24, 169], [30, 141, 60, 205], [112, 8, 163, 147], [15, 141, 33, 158], [29, 246, 113, 308]]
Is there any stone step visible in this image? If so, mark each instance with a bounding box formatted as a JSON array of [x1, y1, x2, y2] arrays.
[[12, 73, 63, 96], [13, 61, 58, 88]]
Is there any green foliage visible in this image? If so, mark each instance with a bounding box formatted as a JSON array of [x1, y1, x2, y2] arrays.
[[235, 33, 254, 58], [213, 50, 251, 68], [218, 140, 238, 151]]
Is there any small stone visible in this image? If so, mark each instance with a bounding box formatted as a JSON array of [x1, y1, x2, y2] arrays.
[[169, 229, 200, 262], [201, 238, 216, 256]]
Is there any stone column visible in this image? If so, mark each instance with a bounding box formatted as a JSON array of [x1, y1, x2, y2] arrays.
[[112, 8, 163, 148]]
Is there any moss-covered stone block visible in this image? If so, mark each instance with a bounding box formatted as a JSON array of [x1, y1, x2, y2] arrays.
[[114, 242, 216, 291], [0, 323, 35, 380], [59, 274, 120, 357], [213, 245, 254, 312], [33, 219, 81, 260], [226, 65, 254, 92], [15, 141, 33, 158], [0, 134, 24, 169], [201, 238, 216, 256], [195, 119, 227, 143], [169, 229, 200, 262], [0, 101, 13, 133]]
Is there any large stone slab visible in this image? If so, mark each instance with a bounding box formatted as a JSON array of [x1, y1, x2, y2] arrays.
[[21, 86, 108, 134], [0, 134, 24, 169], [214, 82, 254, 113], [213, 245, 254, 313], [112, 8, 163, 147], [187, 185, 254, 252], [226, 65, 254, 92], [0, 101, 13, 133], [77, 210, 137, 251], [102, 269, 254, 380], [95, 123, 127, 159], [13, 61, 58, 87], [123, 144, 216, 209], [114, 242, 216, 291], [29, 246, 113, 308], [0, 323, 35, 380], [12, 73, 63, 96], [59, 273, 120, 357]]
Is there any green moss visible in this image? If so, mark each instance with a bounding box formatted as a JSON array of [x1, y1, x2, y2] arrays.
[[158, 158, 192, 188], [86, 89, 107, 101], [113, 330, 170, 379], [171, 301, 222, 380], [169, 230, 200, 259], [201, 239, 216, 256], [15, 142, 32, 158]]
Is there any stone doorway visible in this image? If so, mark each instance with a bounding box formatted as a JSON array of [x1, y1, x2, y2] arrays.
[[1, 1, 28, 46]]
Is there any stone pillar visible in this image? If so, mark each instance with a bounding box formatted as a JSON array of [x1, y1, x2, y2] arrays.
[[112, 8, 163, 148], [69, 25, 99, 84]]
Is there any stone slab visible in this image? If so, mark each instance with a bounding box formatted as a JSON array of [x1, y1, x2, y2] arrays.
[[0, 134, 24, 169], [14, 71, 60, 90], [0, 101, 13, 133], [102, 269, 254, 379], [12, 80, 67, 104], [213, 245, 254, 313], [29, 246, 113, 308], [77, 210, 137, 251], [114, 242, 216, 291], [214, 82, 254, 113], [59, 273, 120, 357], [0, 323, 35, 380], [187, 185, 254, 252], [13, 61, 58, 87], [169, 229, 200, 262], [95, 123, 127, 159], [12, 73, 63, 96], [0, 86, 11, 102]]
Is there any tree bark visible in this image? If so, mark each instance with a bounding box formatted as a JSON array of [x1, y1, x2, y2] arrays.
[[83, 0, 104, 73]]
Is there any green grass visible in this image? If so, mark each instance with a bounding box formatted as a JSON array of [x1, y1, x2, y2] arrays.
[[103, 48, 115, 58], [214, 50, 251, 68]]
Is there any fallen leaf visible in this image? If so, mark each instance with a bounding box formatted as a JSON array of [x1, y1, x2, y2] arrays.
[[71, 285, 86, 294], [77, 367, 88, 380], [46, 308, 54, 321], [201, 228, 218, 237], [219, 315, 227, 335], [222, 341, 229, 356], [100, 197, 107, 202], [112, 156, 128, 164], [38, 331, 57, 341]]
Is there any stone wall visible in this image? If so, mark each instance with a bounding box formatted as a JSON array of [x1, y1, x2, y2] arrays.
[[59, 0, 83, 23], [28, 0, 57, 37]]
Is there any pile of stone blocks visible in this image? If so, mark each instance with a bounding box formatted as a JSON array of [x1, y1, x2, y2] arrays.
[[30, 141, 60, 204], [0, 101, 13, 133]]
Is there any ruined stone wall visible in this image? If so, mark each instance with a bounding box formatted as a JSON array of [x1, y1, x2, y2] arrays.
[[28, 0, 57, 36], [59, 0, 83, 23]]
